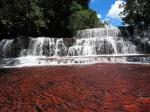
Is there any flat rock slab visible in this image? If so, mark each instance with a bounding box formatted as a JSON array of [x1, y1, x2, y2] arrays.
[[0, 64, 150, 112]]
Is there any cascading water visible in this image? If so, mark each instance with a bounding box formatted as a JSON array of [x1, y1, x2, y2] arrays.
[[0, 27, 149, 67], [54, 39, 68, 56], [20, 38, 68, 57], [0, 39, 13, 58], [27, 37, 56, 56], [68, 28, 136, 56]]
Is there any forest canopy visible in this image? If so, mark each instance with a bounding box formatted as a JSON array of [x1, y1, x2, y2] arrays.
[[0, 0, 104, 38]]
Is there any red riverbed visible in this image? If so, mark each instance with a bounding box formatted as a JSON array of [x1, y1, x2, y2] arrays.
[[0, 64, 150, 112]]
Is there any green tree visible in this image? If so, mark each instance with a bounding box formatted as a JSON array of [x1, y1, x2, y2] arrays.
[[67, 2, 103, 34], [122, 0, 150, 27], [0, 0, 103, 38]]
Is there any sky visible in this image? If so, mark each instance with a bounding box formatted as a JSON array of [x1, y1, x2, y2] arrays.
[[89, 0, 125, 26]]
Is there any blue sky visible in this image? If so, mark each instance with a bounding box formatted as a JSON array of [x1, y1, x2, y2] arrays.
[[89, 0, 124, 26]]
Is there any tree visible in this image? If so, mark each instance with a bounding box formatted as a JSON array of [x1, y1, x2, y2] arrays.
[[67, 1, 104, 34], [0, 0, 47, 36], [0, 0, 103, 38], [122, 0, 150, 27]]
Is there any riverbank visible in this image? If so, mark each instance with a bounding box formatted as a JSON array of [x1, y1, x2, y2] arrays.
[[0, 64, 150, 112]]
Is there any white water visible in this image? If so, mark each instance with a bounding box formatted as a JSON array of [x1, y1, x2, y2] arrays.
[[68, 28, 137, 56], [0, 39, 13, 58], [0, 27, 149, 67], [27, 37, 56, 56], [1, 55, 150, 68]]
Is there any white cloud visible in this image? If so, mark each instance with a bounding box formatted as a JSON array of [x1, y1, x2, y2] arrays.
[[97, 13, 102, 19], [106, 0, 125, 20]]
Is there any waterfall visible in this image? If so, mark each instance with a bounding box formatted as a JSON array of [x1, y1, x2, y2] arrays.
[[54, 39, 68, 56], [27, 37, 56, 56], [0, 39, 13, 58], [20, 37, 68, 57], [76, 28, 119, 38], [0, 27, 149, 67], [0, 28, 138, 58], [68, 28, 137, 56]]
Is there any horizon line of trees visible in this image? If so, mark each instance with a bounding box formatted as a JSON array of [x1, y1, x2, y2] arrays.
[[0, 0, 104, 38]]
